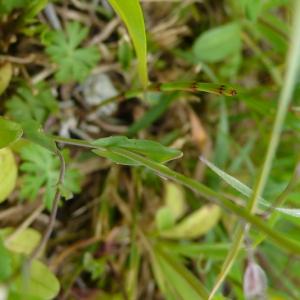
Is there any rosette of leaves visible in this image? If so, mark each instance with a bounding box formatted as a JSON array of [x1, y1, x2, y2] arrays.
[[44, 21, 100, 83]]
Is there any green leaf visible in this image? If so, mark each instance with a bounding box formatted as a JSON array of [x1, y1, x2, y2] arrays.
[[0, 62, 13, 95], [0, 148, 17, 203], [242, 0, 262, 21], [44, 22, 100, 83], [155, 207, 175, 231], [164, 182, 187, 221], [118, 39, 133, 70], [93, 148, 140, 166], [193, 22, 241, 63], [1, 228, 41, 255], [0, 117, 23, 149], [22, 0, 47, 20], [21, 120, 57, 153], [155, 181, 187, 243], [19, 143, 82, 209], [159, 205, 221, 239], [12, 260, 60, 300], [92, 136, 182, 164], [108, 0, 148, 87], [5, 83, 58, 124]]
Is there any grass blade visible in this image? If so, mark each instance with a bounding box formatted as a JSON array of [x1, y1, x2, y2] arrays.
[[200, 156, 300, 217], [108, 0, 148, 88]]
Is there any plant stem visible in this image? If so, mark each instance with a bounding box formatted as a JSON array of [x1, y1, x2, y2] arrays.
[[91, 81, 237, 111], [28, 148, 66, 262], [248, 1, 300, 214]]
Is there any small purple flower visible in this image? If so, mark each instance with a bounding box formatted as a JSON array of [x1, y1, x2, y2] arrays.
[[243, 261, 268, 300]]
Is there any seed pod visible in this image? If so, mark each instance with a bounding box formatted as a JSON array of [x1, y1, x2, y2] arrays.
[[243, 261, 268, 300]]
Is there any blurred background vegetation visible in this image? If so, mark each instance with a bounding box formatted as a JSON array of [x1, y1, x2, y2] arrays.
[[0, 0, 300, 299]]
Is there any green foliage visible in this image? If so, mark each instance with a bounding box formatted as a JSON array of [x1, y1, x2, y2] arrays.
[[0, 238, 12, 281], [5, 83, 58, 124], [1, 0, 300, 299], [10, 259, 60, 300], [0, 0, 30, 14], [19, 143, 82, 209], [0, 228, 59, 299], [193, 22, 241, 63], [83, 253, 107, 280], [240, 0, 262, 21], [44, 22, 100, 83], [0, 117, 23, 149], [108, 0, 148, 87]]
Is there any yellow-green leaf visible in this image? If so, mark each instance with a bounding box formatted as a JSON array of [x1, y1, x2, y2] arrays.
[[1, 228, 41, 255], [0, 117, 23, 149], [193, 22, 241, 63], [13, 259, 60, 300], [108, 0, 148, 87], [0, 62, 12, 95], [164, 182, 187, 220], [0, 148, 17, 203], [160, 205, 221, 239]]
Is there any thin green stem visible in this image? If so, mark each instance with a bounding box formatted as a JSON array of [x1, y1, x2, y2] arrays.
[[208, 226, 245, 300], [28, 148, 65, 263]]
